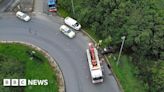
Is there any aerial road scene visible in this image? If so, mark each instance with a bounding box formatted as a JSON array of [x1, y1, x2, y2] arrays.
[[0, 0, 163, 92]]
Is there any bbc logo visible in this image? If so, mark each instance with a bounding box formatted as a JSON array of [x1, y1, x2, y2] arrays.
[[3, 79, 26, 86]]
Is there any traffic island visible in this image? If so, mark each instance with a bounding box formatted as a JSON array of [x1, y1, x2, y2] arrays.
[[0, 41, 65, 92]]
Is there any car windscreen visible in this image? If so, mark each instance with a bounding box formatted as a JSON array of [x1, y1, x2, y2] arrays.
[[65, 29, 71, 33], [22, 14, 27, 18], [93, 77, 102, 80]]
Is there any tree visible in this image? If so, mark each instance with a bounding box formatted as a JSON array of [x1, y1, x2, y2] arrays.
[[58, 0, 164, 91]]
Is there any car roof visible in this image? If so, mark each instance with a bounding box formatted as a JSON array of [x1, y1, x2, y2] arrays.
[[60, 25, 70, 31], [16, 11, 25, 16], [65, 17, 77, 24]]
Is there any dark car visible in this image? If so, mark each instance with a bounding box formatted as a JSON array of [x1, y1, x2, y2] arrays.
[[101, 46, 115, 55]]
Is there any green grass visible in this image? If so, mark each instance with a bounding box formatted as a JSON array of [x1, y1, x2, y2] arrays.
[[84, 28, 100, 42], [57, 8, 69, 18], [109, 54, 146, 92], [0, 43, 58, 92]]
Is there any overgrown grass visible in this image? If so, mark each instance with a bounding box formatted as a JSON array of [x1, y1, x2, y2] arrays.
[[0, 43, 58, 92], [84, 28, 100, 42], [57, 8, 69, 18], [109, 54, 146, 92]]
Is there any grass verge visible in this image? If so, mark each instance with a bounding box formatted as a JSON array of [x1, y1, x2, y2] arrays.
[[57, 8, 69, 18], [84, 28, 100, 42], [0, 43, 58, 92], [109, 54, 146, 92]]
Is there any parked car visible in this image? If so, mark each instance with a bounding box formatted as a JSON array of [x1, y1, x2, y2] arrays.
[[64, 17, 81, 30], [59, 25, 75, 38], [16, 11, 31, 22], [48, 0, 57, 12], [101, 46, 115, 55]]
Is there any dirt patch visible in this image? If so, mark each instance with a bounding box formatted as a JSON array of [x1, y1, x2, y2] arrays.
[[13, 0, 34, 13], [20, 0, 34, 12]]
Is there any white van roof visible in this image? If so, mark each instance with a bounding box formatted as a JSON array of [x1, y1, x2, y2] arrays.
[[65, 17, 77, 24]]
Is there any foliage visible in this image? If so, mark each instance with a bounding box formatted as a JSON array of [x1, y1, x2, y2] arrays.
[[58, 0, 164, 91], [109, 55, 146, 92]]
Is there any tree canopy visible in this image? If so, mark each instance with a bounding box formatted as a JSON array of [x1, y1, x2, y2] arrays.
[[59, 0, 164, 92]]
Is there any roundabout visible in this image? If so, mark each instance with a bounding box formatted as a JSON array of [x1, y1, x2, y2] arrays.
[[0, 13, 121, 92]]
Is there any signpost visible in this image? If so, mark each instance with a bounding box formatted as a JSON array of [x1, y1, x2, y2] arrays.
[[117, 36, 126, 66]]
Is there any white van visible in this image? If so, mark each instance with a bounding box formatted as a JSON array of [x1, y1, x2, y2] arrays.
[[16, 11, 31, 22], [64, 17, 81, 30], [60, 25, 75, 38]]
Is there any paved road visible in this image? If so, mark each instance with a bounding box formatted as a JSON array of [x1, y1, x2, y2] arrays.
[[34, 0, 44, 13], [0, 0, 14, 12], [0, 13, 121, 92]]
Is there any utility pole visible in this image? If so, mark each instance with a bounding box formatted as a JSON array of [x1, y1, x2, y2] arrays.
[[71, 0, 75, 16], [117, 36, 126, 66]]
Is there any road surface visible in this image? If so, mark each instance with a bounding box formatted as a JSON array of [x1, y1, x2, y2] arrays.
[[0, 0, 14, 12], [0, 13, 121, 92]]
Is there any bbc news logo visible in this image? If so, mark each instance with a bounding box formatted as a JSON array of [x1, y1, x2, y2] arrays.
[[3, 79, 48, 86]]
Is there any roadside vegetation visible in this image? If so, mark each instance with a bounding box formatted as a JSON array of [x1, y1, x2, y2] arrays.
[[109, 54, 146, 92], [0, 0, 3, 3], [0, 43, 58, 92], [58, 0, 164, 92]]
